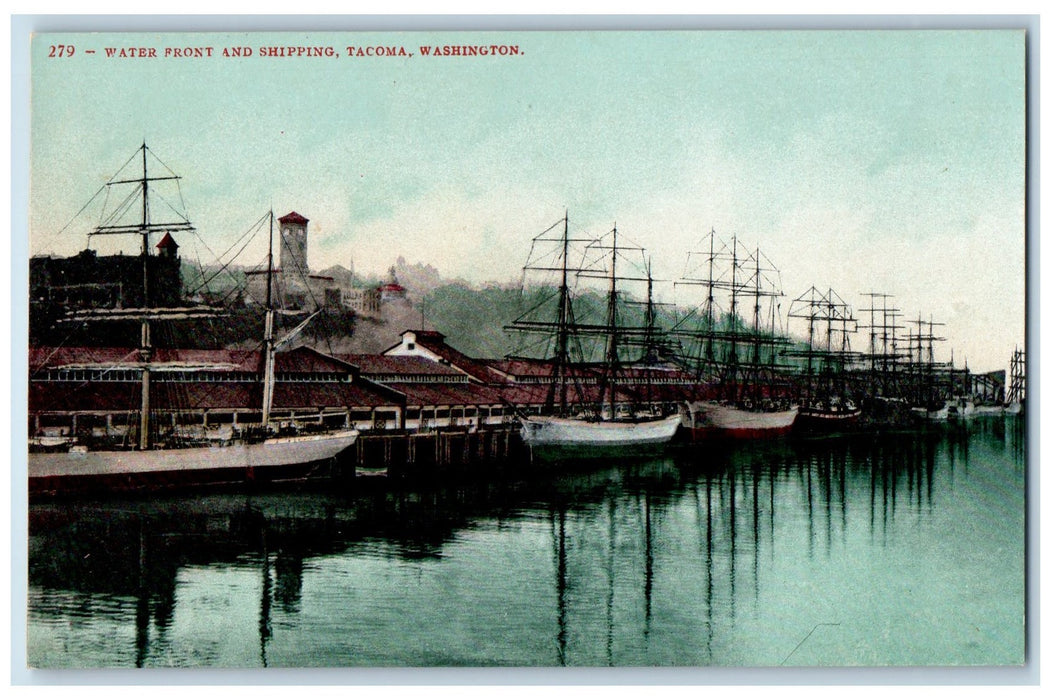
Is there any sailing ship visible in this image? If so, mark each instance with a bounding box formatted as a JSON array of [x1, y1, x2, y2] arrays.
[[904, 315, 952, 421], [673, 229, 798, 439], [28, 143, 358, 495], [505, 214, 681, 451], [786, 286, 863, 432]]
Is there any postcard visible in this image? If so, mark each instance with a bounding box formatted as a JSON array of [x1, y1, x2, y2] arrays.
[[23, 27, 1027, 672]]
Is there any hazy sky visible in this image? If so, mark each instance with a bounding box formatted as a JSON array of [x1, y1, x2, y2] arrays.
[[29, 30, 1026, 372]]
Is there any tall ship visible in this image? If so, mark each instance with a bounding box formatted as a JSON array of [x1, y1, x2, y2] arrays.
[[504, 214, 681, 451], [903, 314, 951, 421], [673, 229, 798, 439], [785, 286, 863, 432], [28, 144, 359, 495]]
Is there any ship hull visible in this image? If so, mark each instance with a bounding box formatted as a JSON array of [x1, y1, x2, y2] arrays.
[[28, 430, 359, 496], [911, 405, 950, 421], [684, 401, 798, 440], [948, 400, 1011, 419], [794, 407, 862, 434], [519, 414, 681, 448]]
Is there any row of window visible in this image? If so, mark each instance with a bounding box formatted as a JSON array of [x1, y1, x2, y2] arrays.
[[37, 369, 695, 386], [35, 369, 353, 383], [368, 374, 467, 384], [514, 376, 694, 385]]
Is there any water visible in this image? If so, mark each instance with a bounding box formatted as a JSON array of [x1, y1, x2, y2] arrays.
[[27, 418, 1026, 668]]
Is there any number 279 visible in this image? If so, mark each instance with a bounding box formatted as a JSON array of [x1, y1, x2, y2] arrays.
[[48, 45, 75, 57]]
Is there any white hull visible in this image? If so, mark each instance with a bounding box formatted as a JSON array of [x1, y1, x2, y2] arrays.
[[519, 414, 681, 447], [964, 404, 1007, 418], [911, 406, 950, 421], [686, 401, 798, 437], [29, 430, 359, 480], [952, 403, 1015, 419]]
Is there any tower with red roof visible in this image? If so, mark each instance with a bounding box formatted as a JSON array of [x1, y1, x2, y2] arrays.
[[279, 211, 309, 275]]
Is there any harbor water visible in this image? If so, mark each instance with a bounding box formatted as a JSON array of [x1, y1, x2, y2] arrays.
[[27, 418, 1026, 668]]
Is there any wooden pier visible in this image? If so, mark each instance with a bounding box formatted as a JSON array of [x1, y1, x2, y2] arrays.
[[349, 426, 524, 477]]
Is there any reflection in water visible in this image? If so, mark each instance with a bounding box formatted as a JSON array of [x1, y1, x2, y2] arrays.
[[605, 498, 615, 667], [552, 504, 567, 667], [28, 418, 1025, 667], [259, 526, 272, 668]]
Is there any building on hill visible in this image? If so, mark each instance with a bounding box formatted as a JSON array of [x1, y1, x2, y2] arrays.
[[279, 211, 310, 276], [379, 266, 407, 302], [343, 286, 381, 318], [30, 238, 183, 312], [245, 211, 334, 311], [244, 211, 384, 318]]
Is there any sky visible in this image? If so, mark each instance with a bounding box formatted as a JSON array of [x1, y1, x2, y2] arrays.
[[28, 29, 1026, 373]]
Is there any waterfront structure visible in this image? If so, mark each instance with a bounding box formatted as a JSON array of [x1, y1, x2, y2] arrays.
[[340, 354, 510, 431], [29, 345, 405, 441]]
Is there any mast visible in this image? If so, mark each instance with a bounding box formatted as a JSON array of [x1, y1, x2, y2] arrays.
[[557, 213, 571, 415], [703, 230, 716, 378], [138, 142, 152, 450], [261, 211, 277, 427], [643, 257, 656, 362], [749, 244, 763, 404], [727, 235, 740, 401], [642, 257, 657, 407], [79, 142, 195, 449], [751, 245, 762, 368], [601, 224, 620, 416], [505, 212, 591, 417]]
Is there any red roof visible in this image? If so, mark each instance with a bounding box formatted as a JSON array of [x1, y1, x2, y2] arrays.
[[156, 232, 179, 249], [32, 346, 359, 376], [279, 211, 309, 225], [29, 347, 259, 373], [273, 382, 398, 410], [274, 346, 356, 375], [487, 358, 600, 381], [29, 379, 403, 413], [382, 382, 505, 408]]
